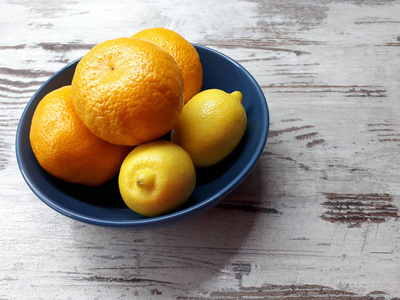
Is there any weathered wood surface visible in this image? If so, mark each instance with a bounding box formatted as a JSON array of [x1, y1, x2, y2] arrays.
[[1, 0, 400, 299]]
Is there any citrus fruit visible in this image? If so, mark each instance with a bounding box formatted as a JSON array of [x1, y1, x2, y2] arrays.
[[71, 37, 184, 146], [118, 140, 196, 217], [171, 89, 247, 168], [29, 85, 132, 186], [132, 27, 203, 103]]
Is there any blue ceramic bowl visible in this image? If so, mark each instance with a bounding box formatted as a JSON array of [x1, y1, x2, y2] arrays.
[[15, 44, 269, 228]]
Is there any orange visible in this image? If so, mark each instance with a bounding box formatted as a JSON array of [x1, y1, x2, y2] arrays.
[[71, 37, 184, 146], [171, 89, 247, 168], [132, 28, 203, 103], [118, 140, 196, 217], [29, 85, 132, 186]]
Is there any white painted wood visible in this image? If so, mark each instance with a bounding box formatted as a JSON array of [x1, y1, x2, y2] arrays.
[[1, 0, 400, 299]]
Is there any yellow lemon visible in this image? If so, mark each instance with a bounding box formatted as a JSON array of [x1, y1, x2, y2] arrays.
[[118, 140, 196, 217], [171, 89, 247, 168]]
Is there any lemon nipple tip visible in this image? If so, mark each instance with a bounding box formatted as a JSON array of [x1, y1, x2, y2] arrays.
[[136, 171, 155, 189], [230, 91, 243, 103]]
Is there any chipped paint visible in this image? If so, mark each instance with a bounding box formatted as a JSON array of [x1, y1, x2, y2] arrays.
[[321, 193, 399, 227]]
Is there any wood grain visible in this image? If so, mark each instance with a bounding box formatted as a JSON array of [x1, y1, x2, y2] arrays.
[[1, 0, 400, 299]]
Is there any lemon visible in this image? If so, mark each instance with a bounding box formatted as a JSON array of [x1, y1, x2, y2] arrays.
[[118, 140, 196, 217], [171, 89, 247, 168]]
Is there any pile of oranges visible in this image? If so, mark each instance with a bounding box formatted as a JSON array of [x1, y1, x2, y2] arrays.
[[30, 28, 247, 217]]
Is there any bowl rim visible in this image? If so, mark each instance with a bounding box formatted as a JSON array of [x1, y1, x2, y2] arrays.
[[15, 44, 270, 227]]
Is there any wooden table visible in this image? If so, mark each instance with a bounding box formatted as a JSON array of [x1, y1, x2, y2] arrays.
[[2, 1, 400, 299]]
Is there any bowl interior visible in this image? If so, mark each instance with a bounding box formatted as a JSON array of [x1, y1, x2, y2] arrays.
[[16, 44, 269, 227]]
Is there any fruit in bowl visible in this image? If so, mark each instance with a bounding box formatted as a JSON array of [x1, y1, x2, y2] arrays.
[[29, 85, 132, 187], [71, 36, 185, 146], [119, 140, 196, 218], [171, 89, 247, 168], [16, 28, 269, 227]]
